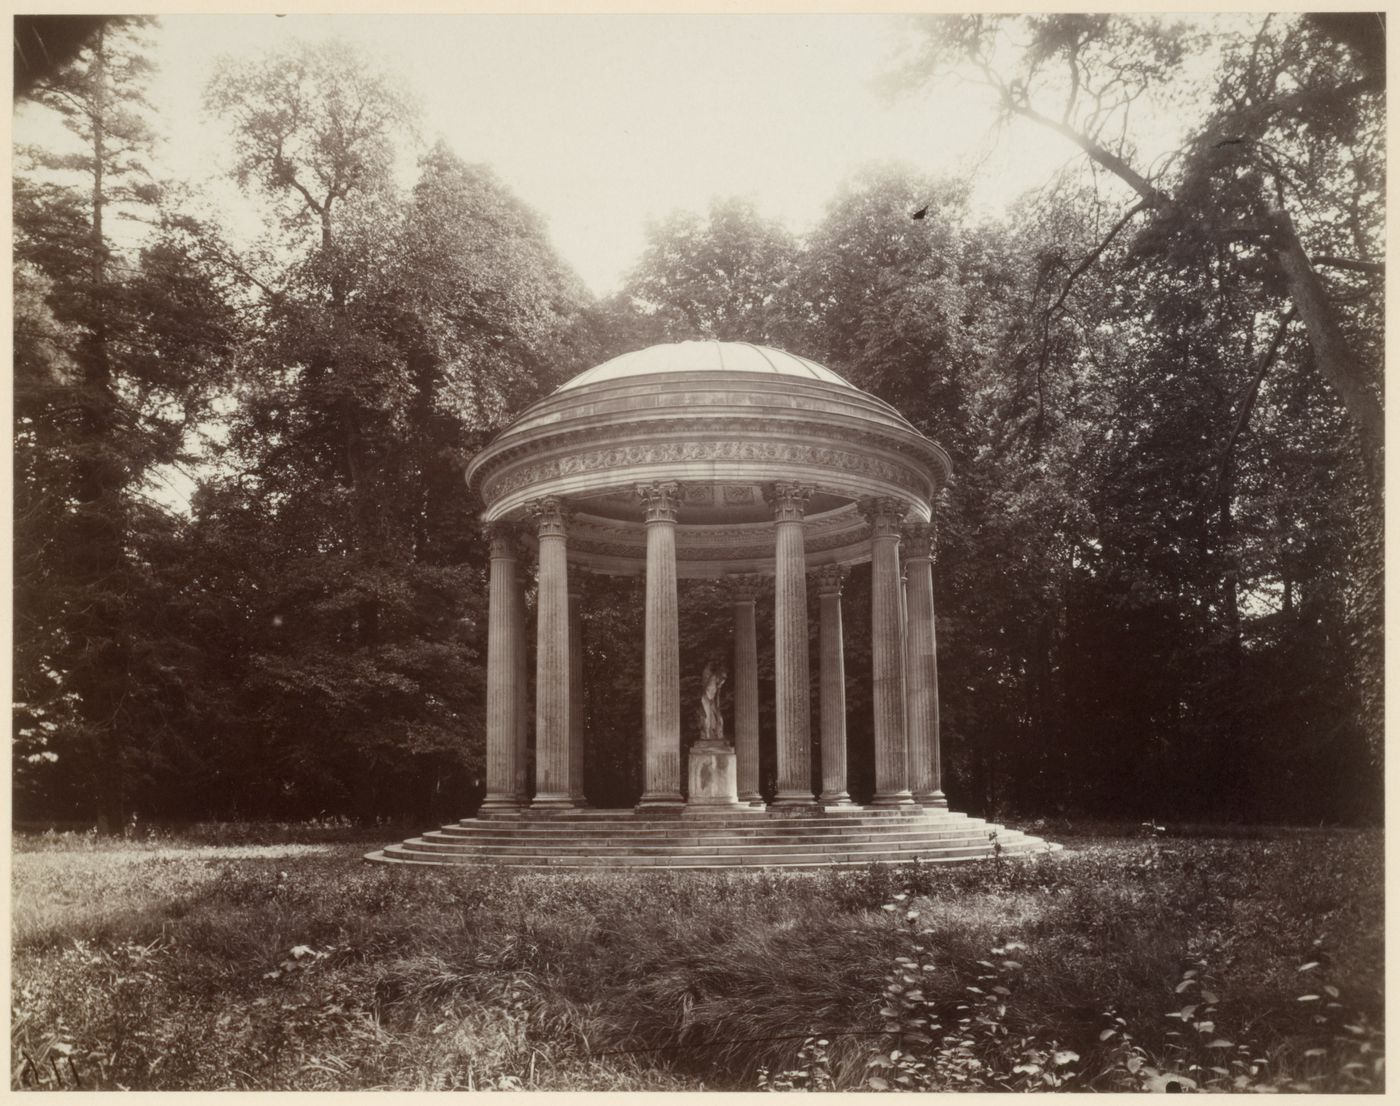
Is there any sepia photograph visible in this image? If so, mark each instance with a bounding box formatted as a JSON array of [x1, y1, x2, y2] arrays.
[[10, 7, 1385, 1092]]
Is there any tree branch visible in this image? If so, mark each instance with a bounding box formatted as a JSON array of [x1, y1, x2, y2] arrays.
[[1311, 255, 1384, 276], [1046, 200, 1149, 320], [1003, 91, 1171, 209], [1214, 307, 1296, 498]]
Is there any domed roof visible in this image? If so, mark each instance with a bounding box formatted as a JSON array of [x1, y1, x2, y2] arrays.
[[556, 339, 854, 392]]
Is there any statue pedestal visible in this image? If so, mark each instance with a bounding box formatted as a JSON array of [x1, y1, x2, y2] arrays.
[[685, 745, 743, 814]]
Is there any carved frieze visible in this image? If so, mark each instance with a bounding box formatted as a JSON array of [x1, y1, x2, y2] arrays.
[[482, 435, 926, 504]]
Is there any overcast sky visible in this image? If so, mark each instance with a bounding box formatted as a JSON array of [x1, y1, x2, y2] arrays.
[[18, 12, 1210, 296]]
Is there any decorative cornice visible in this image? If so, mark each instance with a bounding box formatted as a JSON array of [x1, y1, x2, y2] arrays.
[[529, 496, 570, 539], [859, 495, 906, 539], [812, 563, 848, 596], [765, 482, 814, 523], [636, 481, 682, 524]]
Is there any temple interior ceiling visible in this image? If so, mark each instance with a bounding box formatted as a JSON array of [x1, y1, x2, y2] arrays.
[[571, 483, 849, 525]]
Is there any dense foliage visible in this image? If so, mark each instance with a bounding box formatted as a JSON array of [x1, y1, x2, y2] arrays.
[[12, 14, 1382, 827]]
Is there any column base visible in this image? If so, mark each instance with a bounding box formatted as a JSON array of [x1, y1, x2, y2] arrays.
[[738, 790, 764, 806], [819, 791, 858, 808], [636, 792, 685, 813], [913, 790, 948, 808], [871, 791, 916, 808], [770, 789, 818, 809], [530, 794, 578, 811], [478, 795, 524, 815]]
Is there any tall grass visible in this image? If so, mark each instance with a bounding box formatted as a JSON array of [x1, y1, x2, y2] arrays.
[[10, 826, 1383, 1090]]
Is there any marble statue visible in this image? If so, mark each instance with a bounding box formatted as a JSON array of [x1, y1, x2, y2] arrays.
[[696, 661, 728, 748]]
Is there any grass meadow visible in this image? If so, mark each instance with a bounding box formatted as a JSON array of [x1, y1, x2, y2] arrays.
[[10, 822, 1383, 1091]]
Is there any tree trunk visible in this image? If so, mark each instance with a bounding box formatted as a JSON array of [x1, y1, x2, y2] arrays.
[[80, 25, 127, 836], [1266, 198, 1384, 481]]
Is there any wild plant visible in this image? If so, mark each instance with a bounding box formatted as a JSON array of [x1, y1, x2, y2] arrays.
[[1286, 936, 1385, 1092], [862, 892, 1081, 1091], [756, 1036, 833, 1091]]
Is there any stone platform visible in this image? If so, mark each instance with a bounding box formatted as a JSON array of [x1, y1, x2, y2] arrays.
[[364, 807, 1058, 870]]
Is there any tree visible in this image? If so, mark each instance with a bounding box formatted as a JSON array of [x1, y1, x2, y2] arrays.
[[14, 20, 239, 829], [890, 13, 1383, 479], [192, 47, 596, 819], [796, 164, 974, 449], [612, 197, 802, 347]]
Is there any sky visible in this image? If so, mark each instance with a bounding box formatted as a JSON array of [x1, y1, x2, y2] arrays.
[[18, 12, 1105, 297]]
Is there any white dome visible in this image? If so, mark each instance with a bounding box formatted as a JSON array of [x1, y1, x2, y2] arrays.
[[556, 339, 853, 391]]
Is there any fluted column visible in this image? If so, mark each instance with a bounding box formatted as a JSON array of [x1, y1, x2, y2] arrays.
[[862, 496, 914, 806], [815, 564, 854, 807], [768, 482, 817, 808], [480, 522, 522, 814], [512, 568, 530, 804], [729, 574, 764, 806], [567, 576, 588, 807], [530, 496, 574, 808], [637, 482, 684, 810], [900, 560, 911, 788], [904, 521, 946, 807]]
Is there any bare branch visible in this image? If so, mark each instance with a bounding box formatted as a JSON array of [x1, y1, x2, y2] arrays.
[[1310, 255, 1384, 276], [1214, 308, 1296, 496]]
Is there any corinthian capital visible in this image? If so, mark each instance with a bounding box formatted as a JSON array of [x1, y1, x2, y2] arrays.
[[812, 563, 848, 596], [636, 481, 681, 524], [765, 482, 814, 523], [858, 496, 907, 538], [529, 496, 570, 539], [901, 521, 936, 561], [484, 520, 521, 559], [727, 573, 766, 603]]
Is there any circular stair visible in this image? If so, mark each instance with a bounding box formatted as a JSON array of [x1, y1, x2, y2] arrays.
[[365, 807, 1057, 870]]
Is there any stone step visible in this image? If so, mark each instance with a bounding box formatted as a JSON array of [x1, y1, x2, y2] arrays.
[[366, 807, 1055, 870], [417, 827, 1010, 851], [399, 838, 1027, 862], [431, 828, 991, 845], [474, 806, 960, 819], [369, 840, 1055, 869], [458, 814, 982, 833]]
